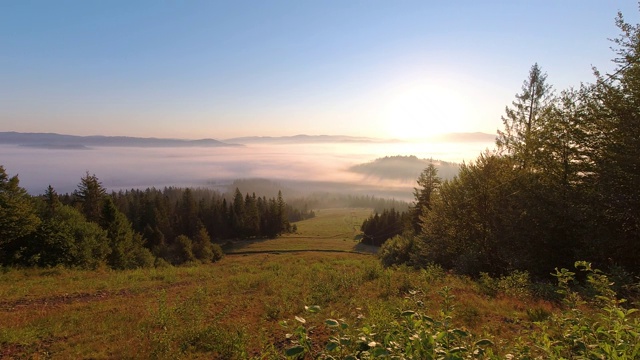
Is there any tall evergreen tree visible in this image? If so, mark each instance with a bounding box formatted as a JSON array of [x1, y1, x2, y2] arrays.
[[496, 63, 555, 170], [74, 172, 107, 223], [43, 185, 60, 217], [0, 166, 40, 263], [586, 12, 640, 272], [410, 163, 441, 233], [101, 197, 153, 269]]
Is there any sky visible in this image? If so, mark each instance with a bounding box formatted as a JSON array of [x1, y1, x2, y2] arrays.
[[1, 1, 638, 140]]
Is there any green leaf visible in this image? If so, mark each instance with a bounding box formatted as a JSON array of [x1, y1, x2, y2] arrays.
[[325, 319, 340, 327], [340, 337, 351, 345], [357, 340, 370, 351], [401, 310, 416, 317], [305, 305, 321, 313], [422, 315, 434, 323], [449, 346, 467, 353], [452, 329, 468, 337], [474, 339, 494, 347], [326, 341, 339, 351], [285, 345, 305, 357], [371, 347, 389, 357]]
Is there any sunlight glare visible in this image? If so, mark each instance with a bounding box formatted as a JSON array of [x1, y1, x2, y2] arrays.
[[383, 82, 470, 139]]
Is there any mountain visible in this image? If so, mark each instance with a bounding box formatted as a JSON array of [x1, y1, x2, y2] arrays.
[[0, 132, 240, 149], [224, 134, 402, 144], [225, 132, 496, 145], [348, 155, 461, 181], [428, 132, 495, 142]]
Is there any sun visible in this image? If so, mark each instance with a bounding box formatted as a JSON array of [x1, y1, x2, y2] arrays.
[[383, 82, 469, 139]]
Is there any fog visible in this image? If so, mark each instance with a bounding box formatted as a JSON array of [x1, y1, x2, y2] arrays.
[[1, 140, 493, 199]]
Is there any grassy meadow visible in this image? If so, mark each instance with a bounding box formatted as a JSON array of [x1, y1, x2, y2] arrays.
[[0, 208, 636, 359]]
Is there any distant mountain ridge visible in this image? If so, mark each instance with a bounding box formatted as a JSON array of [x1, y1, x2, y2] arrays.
[[0, 131, 496, 148], [428, 132, 495, 142], [224, 134, 402, 144], [0, 132, 239, 148], [226, 132, 495, 144]]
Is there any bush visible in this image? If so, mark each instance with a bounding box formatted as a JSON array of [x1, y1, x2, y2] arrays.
[[378, 235, 416, 267], [533, 262, 640, 358], [168, 235, 195, 265], [478, 271, 532, 299], [211, 243, 224, 262], [154, 257, 172, 268], [131, 244, 155, 268], [282, 288, 496, 359]]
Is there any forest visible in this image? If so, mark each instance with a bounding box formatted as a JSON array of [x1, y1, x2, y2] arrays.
[[2, 7, 640, 281], [370, 12, 640, 280], [0, 168, 319, 268], [1, 8, 640, 360]]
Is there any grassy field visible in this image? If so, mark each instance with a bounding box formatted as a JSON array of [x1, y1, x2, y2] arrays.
[[224, 208, 377, 254], [0, 208, 618, 359]]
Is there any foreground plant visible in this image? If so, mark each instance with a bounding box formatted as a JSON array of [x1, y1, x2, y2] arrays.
[[283, 287, 495, 359], [532, 261, 640, 359]]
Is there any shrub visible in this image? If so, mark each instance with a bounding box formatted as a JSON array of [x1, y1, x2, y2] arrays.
[[532, 262, 640, 359], [282, 288, 496, 359], [378, 235, 416, 267], [211, 243, 224, 262], [168, 235, 195, 265]]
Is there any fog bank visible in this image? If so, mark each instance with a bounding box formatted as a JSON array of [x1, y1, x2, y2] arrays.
[[1, 140, 493, 198]]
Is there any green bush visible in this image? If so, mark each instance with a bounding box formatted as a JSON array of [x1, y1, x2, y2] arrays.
[[283, 288, 496, 359], [378, 235, 416, 267], [532, 262, 640, 359], [211, 243, 224, 262]]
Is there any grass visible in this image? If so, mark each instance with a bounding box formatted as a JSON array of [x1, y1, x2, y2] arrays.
[[224, 208, 376, 254], [1, 208, 636, 359]]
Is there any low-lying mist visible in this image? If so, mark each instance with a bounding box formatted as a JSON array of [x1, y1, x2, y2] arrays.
[[1, 140, 493, 201]]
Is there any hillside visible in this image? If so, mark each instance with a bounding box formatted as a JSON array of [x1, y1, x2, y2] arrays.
[[2, 208, 636, 359], [348, 155, 460, 181]]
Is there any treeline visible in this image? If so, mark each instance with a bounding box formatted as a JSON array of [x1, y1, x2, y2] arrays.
[[0, 170, 299, 269], [109, 186, 306, 246], [360, 208, 409, 246], [379, 12, 640, 277], [289, 194, 409, 213]]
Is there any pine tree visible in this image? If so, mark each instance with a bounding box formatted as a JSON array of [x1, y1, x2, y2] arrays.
[[100, 197, 153, 269], [43, 185, 60, 217], [74, 172, 107, 223], [497, 63, 554, 170], [587, 12, 640, 273], [0, 166, 40, 262], [410, 163, 441, 233]]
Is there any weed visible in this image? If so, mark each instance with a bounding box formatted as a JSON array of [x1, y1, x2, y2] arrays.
[[283, 287, 495, 359], [525, 307, 551, 322], [478, 272, 498, 297], [457, 305, 482, 328], [421, 262, 446, 283], [360, 261, 383, 282]]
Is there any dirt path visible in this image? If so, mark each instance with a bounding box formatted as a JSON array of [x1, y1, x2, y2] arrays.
[[0, 281, 189, 312]]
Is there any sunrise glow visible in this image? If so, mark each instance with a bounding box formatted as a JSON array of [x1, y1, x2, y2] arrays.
[[383, 82, 471, 139]]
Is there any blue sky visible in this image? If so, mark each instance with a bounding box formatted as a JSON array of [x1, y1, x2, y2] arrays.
[[1, 1, 638, 140]]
